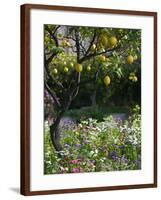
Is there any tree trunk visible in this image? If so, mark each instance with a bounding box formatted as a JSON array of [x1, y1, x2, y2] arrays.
[[50, 112, 64, 153], [49, 99, 72, 153], [90, 90, 97, 106], [49, 73, 80, 153]]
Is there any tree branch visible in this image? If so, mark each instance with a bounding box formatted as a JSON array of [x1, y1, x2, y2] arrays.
[[45, 25, 60, 47], [79, 40, 87, 55], [45, 52, 57, 66], [94, 64, 101, 83], [45, 82, 61, 108], [72, 73, 81, 99], [84, 29, 97, 57], [80, 45, 121, 63], [53, 25, 61, 35], [74, 28, 80, 62], [44, 62, 65, 91]]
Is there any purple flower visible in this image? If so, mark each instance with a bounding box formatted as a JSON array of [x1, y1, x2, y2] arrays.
[[71, 159, 79, 164], [118, 145, 125, 149], [109, 151, 119, 160], [121, 155, 128, 163], [112, 144, 125, 149], [75, 143, 82, 148], [116, 118, 122, 124], [64, 143, 70, 148], [72, 168, 80, 173]]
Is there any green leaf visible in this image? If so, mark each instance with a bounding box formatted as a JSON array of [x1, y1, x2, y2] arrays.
[[52, 47, 64, 54]]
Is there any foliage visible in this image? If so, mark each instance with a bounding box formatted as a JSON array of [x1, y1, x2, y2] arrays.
[[44, 25, 141, 118], [44, 105, 141, 174], [64, 105, 128, 122]]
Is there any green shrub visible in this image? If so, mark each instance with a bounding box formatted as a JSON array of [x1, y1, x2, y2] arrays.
[[64, 105, 128, 122]]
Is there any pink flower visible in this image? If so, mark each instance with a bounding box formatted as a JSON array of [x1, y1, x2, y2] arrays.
[[72, 168, 80, 173], [71, 159, 79, 164]]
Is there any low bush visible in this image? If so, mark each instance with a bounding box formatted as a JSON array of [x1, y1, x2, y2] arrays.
[[64, 105, 128, 122], [44, 105, 141, 174]]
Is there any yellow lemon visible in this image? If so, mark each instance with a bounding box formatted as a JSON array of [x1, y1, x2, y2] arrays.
[[91, 44, 96, 51], [53, 68, 58, 74], [104, 75, 111, 86], [69, 62, 74, 68], [132, 76, 138, 82], [75, 63, 83, 73], [87, 65, 91, 71], [129, 76, 133, 80], [99, 35, 108, 46], [109, 36, 117, 46], [127, 55, 134, 64], [100, 55, 106, 62], [64, 67, 69, 73]]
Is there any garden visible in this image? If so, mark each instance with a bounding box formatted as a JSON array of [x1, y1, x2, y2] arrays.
[[44, 24, 141, 174]]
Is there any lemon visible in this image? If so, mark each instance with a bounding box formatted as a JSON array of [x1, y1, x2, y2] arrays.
[[132, 76, 138, 82], [104, 75, 111, 86], [64, 67, 69, 73], [129, 76, 133, 80], [87, 65, 91, 71], [129, 72, 138, 82], [99, 55, 106, 62], [69, 62, 74, 68], [99, 35, 108, 46], [127, 55, 134, 64], [91, 44, 96, 51], [75, 63, 83, 73], [109, 36, 117, 46], [52, 68, 58, 74]]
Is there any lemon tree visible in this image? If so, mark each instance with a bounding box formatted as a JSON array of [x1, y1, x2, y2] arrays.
[[44, 25, 141, 152]]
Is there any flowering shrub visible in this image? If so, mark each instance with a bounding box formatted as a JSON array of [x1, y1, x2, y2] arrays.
[[44, 105, 141, 174]]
